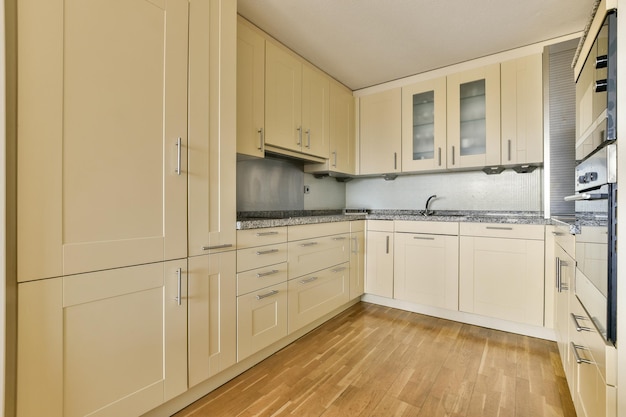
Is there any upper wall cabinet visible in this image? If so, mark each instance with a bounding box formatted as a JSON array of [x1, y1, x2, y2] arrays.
[[359, 88, 402, 175], [265, 41, 329, 160], [500, 53, 544, 166], [17, 0, 190, 281], [447, 64, 501, 169], [401, 77, 447, 172], [237, 17, 265, 158]]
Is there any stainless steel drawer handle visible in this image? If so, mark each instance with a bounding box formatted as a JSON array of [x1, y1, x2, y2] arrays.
[[413, 236, 435, 240], [256, 231, 279, 237], [332, 236, 347, 241], [555, 256, 561, 293], [300, 242, 318, 247], [256, 290, 279, 300], [331, 266, 347, 273], [570, 313, 593, 332], [256, 269, 279, 278], [256, 248, 279, 255], [299, 276, 318, 284], [175, 137, 182, 175], [485, 226, 513, 231], [570, 342, 593, 365], [201, 243, 233, 251], [175, 268, 182, 306]]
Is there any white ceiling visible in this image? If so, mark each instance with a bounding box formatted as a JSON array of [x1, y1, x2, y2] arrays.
[[237, 0, 595, 90]]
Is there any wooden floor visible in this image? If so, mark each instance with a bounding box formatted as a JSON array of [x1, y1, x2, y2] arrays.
[[174, 302, 577, 417]]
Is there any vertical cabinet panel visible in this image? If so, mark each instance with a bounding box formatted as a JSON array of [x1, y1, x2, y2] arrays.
[[188, 252, 237, 388], [236, 17, 265, 158], [359, 88, 402, 175], [401, 77, 447, 172], [350, 226, 365, 299], [329, 82, 356, 174], [301, 64, 330, 158], [188, 0, 236, 257], [17, 0, 189, 281], [365, 230, 394, 298]]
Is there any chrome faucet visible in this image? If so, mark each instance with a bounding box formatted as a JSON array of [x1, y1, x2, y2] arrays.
[[424, 194, 437, 216]]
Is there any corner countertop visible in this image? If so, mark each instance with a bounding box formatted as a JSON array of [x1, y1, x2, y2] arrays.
[[236, 209, 552, 230]]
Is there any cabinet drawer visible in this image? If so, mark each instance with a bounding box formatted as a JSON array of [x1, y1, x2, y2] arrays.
[[237, 243, 288, 272], [288, 233, 350, 278], [237, 282, 288, 362], [395, 220, 458, 235], [288, 263, 349, 333], [237, 227, 287, 249], [367, 220, 394, 232], [237, 263, 288, 296], [460, 222, 544, 240], [288, 221, 350, 241]]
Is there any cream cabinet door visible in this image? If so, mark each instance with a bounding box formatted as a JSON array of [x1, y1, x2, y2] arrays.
[[447, 64, 501, 169], [394, 232, 459, 310], [288, 233, 350, 279], [188, 252, 236, 388], [401, 77, 447, 172], [17, 0, 189, 281], [359, 88, 402, 175], [288, 263, 350, 333], [188, 0, 237, 257], [365, 230, 394, 298], [554, 244, 574, 378], [17, 261, 188, 417], [500, 53, 543, 165], [459, 236, 544, 326], [237, 17, 265, 158], [350, 229, 365, 299], [301, 63, 330, 158], [237, 282, 288, 361], [330, 81, 356, 174], [265, 41, 303, 152]]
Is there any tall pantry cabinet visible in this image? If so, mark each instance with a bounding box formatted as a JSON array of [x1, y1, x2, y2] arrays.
[[15, 0, 237, 416]]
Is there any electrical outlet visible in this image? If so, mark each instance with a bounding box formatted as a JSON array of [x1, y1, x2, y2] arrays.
[[304, 185, 311, 194]]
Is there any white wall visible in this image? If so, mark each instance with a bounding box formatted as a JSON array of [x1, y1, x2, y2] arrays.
[[345, 168, 543, 212]]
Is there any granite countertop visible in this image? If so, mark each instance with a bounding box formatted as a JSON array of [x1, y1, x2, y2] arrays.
[[236, 209, 553, 230]]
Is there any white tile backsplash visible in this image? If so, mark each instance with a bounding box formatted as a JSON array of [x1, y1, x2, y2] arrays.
[[345, 168, 543, 212]]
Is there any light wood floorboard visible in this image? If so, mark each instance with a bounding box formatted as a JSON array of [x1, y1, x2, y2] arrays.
[[174, 302, 577, 417]]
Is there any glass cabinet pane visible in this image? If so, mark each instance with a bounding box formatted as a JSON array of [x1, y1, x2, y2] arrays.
[[459, 79, 486, 156], [412, 90, 435, 160]]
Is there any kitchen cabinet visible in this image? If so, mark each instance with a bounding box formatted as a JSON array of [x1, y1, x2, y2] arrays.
[[305, 80, 356, 175], [350, 221, 365, 299], [265, 41, 329, 160], [500, 53, 544, 166], [187, 252, 237, 388], [401, 77, 447, 172], [17, 261, 188, 417], [287, 223, 350, 279], [237, 16, 265, 158], [17, 0, 189, 281], [188, 0, 237, 257], [365, 220, 395, 298], [459, 223, 544, 326], [394, 221, 459, 310], [447, 64, 501, 169], [359, 88, 402, 175], [236, 226, 289, 361]]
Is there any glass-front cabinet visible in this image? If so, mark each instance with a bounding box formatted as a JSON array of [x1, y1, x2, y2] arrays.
[[401, 77, 446, 172], [447, 64, 501, 169]]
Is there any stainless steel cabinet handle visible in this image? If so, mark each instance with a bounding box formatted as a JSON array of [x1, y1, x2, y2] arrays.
[[331, 266, 347, 273], [257, 128, 264, 151], [175, 137, 182, 175], [296, 126, 302, 146], [351, 235, 359, 254], [571, 342, 593, 364], [555, 257, 561, 293], [332, 236, 347, 241], [306, 129, 311, 148], [486, 226, 513, 231], [564, 193, 608, 201], [551, 231, 563, 236], [451, 146, 455, 165], [332, 151, 337, 167], [300, 242, 318, 247], [438, 148, 441, 166], [256, 231, 279, 236], [175, 268, 182, 306], [202, 243, 233, 251], [385, 235, 390, 254], [413, 236, 435, 240], [300, 276, 318, 284], [256, 290, 279, 300], [394, 152, 397, 170], [571, 313, 593, 332], [256, 269, 279, 278], [507, 139, 512, 161], [256, 248, 279, 255]]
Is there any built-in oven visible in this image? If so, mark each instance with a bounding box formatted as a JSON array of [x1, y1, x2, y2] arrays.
[[566, 144, 617, 343]]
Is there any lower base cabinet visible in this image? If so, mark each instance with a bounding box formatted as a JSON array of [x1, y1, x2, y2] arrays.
[[188, 252, 237, 388], [17, 260, 188, 417], [365, 221, 394, 298], [288, 263, 350, 333], [349, 222, 365, 299]]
